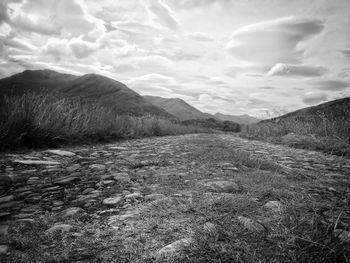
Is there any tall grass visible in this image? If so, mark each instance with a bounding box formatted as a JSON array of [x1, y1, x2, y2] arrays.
[[241, 113, 350, 156], [0, 93, 206, 150]]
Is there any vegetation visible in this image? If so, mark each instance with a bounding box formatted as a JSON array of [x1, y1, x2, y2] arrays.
[[241, 109, 350, 157], [180, 118, 241, 132], [0, 93, 206, 151]]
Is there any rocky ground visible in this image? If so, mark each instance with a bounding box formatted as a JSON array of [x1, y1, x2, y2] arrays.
[[0, 133, 349, 262]]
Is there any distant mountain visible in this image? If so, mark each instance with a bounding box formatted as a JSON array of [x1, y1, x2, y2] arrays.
[[214, 113, 260, 124], [143, 95, 214, 120], [262, 97, 350, 124], [0, 69, 173, 117]]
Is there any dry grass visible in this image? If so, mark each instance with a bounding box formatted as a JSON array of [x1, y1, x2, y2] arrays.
[[241, 113, 350, 157], [0, 93, 206, 151]]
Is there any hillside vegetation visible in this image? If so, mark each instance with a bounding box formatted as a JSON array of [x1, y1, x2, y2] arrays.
[[0, 93, 206, 151], [241, 97, 350, 156]]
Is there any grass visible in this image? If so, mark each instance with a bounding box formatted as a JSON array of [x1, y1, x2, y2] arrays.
[[0, 93, 207, 151], [241, 112, 350, 157], [5, 135, 349, 262]]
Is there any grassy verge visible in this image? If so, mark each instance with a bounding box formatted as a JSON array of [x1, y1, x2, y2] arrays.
[[240, 114, 350, 157], [0, 93, 207, 151]]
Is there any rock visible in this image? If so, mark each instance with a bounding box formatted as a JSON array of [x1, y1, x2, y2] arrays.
[[12, 159, 61, 165], [199, 180, 240, 193], [0, 195, 14, 204], [144, 194, 165, 201], [334, 229, 350, 243], [237, 216, 265, 233], [263, 201, 283, 214], [12, 213, 33, 219], [54, 176, 80, 185], [0, 245, 8, 255], [90, 164, 106, 171], [103, 196, 123, 206], [47, 150, 75, 157], [101, 180, 115, 186], [125, 192, 143, 200], [60, 207, 85, 218], [155, 238, 192, 260], [66, 164, 81, 172], [46, 224, 73, 234]]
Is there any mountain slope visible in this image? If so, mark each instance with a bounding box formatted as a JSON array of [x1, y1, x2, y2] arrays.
[[262, 97, 350, 123], [0, 69, 173, 117], [214, 113, 260, 124], [143, 95, 214, 120]]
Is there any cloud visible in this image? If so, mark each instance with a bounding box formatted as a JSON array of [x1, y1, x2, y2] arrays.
[[226, 16, 324, 67], [187, 32, 213, 42], [311, 79, 350, 91], [69, 38, 98, 58], [148, 0, 180, 30], [340, 49, 350, 60], [302, 93, 328, 105], [167, 0, 217, 10], [267, 63, 328, 77], [257, 86, 278, 90]]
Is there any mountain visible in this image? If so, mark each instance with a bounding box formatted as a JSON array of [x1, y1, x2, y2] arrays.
[[262, 97, 350, 124], [214, 113, 260, 124], [143, 95, 214, 120], [0, 69, 173, 117]]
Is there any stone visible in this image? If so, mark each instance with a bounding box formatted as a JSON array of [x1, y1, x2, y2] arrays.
[[155, 238, 192, 260], [90, 164, 106, 170], [46, 224, 73, 234], [12, 159, 61, 165], [334, 229, 350, 243], [60, 207, 85, 218], [47, 150, 75, 157], [103, 196, 123, 206], [203, 222, 217, 236], [101, 180, 115, 186], [66, 164, 81, 172], [125, 192, 143, 200], [199, 180, 240, 193], [54, 176, 80, 185], [264, 201, 283, 214], [0, 245, 8, 255], [237, 216, 265, 233], [0, 195, 14, 203], [144, 194, 165, 201]]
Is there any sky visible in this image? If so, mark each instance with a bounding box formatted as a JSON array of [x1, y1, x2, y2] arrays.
[[0, 0, 350, 117]]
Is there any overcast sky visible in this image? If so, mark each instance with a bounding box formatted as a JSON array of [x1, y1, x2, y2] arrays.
[[1, 0, 350, 117]]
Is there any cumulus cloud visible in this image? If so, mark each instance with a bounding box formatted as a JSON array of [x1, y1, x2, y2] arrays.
[[311, 80, 350, 91], [267, 63, 328, 77], [69, 38, 98, 58], [226, 16, 324, 66], [302, 93, 328, 105], [340, 49, 350, 60], [187, 32, 213, 42], [148, 0, 180, 30], [258, 86, 278, 90]]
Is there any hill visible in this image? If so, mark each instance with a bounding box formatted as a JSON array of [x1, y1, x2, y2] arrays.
[[215, 113, 260, 124], [242, 97, 350, 156], [143, 95, 214, 120], [261, 96, 350, 124], [0, 69, 173, 118]]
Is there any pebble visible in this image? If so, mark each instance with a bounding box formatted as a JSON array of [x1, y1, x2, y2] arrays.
[[12, 160, 61, 165], [155, 238, 193, 260], [46, 224, 73, 234], [47, 150, 75, 157], [103, 196, 123, 206]]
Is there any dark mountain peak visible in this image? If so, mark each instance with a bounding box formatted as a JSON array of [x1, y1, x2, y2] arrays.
[[20, 69, 74, 80], [214, 112, 260, 124]]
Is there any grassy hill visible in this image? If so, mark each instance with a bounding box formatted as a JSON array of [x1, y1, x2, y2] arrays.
[[215, 113, 260, 124], [0, 70, 173, 118], [241, 97, 350, 156], [143, 95, 214, 121]]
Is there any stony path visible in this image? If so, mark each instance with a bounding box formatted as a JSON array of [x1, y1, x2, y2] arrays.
[[0, 133, 349, 261]]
